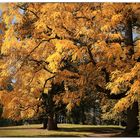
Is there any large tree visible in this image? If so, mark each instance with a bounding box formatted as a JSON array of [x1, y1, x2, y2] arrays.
[[0, 3, 140, 133], [0, 3, 90, 130]]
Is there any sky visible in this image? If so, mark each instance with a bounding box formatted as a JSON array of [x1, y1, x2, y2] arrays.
[[133, 33, 139, 40]]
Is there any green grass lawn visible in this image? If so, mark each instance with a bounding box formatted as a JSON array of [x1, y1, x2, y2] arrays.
[[0, 123, 129, 137]]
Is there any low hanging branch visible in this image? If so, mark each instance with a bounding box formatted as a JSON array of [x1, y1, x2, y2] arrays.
[[15, 38, 56, 75]]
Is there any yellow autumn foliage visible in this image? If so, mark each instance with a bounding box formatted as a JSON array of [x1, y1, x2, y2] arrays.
[[0, 3, 140, 121]]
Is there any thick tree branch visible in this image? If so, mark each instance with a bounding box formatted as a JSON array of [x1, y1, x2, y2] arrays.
[[95, 84, 127, 99], [125, 19, 134, 56], [86, 46, 96, 66], [27, 68, 43, 87], [27, 58, 55, 74], [43, 66, 55, 74], [43, 76, 55, 93], [101, 68, 110, 83]]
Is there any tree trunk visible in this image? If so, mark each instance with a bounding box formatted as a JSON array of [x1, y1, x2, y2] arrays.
[[125, 19, 133, 47], [125, 102, 138, 132], [47, 115, 58, 130], [81, 106, 86, 124], [92, 107, 96, 125], [137, 95, 140, 136], [47, 86, 58, 130], [124, 18, 139, 133], [43, 118, 48, 129]]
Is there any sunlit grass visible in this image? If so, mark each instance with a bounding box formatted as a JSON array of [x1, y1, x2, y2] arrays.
[[0, 123, 125, 137]]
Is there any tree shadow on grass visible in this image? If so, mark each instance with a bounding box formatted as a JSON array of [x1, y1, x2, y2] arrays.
[[112, 131, 138, 137], [58, 126, 139, 137], [59, 126, 124, 133]]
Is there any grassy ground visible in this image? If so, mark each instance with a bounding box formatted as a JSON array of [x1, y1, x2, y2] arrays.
[[0, 123, 136, 137]]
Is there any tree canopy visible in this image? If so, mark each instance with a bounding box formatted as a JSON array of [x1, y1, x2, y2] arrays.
[[0, 2, 140, 132]]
